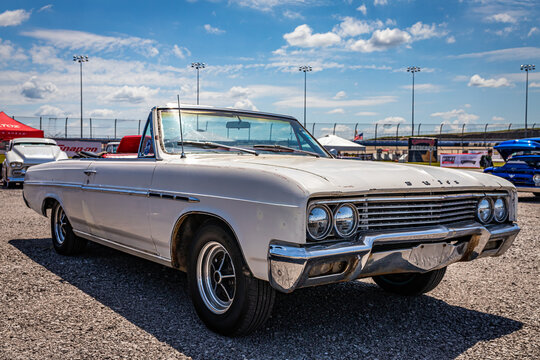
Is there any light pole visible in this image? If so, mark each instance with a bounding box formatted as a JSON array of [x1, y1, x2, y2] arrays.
[[299, 65, 312, 127], [73, 55, 89, 138], [407, 66, 420, 137], [521, 64, 535, 138], [191, 62, 206, 105]]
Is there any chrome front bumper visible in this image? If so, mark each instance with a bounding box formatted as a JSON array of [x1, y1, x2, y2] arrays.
[[268, 222, 520, 293]]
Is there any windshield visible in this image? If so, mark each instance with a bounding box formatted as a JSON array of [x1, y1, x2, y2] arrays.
[[14, 142, 53, 146], [158, 109, 328, 157]]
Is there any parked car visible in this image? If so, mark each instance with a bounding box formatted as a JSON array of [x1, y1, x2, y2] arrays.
[[23, 106, 520, 336], [484, 137, 540, 195], [104, 141, 120, 154], [2, 137, 68, 188]]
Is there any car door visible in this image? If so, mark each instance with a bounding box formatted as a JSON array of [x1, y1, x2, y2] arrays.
[[82, 122, 157, 254]]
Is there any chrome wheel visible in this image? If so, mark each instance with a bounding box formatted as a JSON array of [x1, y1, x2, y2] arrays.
[[54, 206, 68, 245], [196, 241, 236, 314]]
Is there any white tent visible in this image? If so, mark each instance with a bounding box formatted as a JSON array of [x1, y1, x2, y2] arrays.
[[317, 134, 366, 152]]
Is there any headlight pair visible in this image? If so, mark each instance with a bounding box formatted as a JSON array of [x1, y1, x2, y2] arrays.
[[10, 162, 23, 169], [307, 203, 358, 241], [476, 197, 507, 224]]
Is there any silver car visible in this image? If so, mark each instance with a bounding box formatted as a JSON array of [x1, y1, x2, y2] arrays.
[[2, 138, 68, 188]]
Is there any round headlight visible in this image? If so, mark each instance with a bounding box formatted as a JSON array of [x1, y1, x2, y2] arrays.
[[493, 198, 507, 222], [533, 174, 540, 186], [333, 203, 358, 238], [10, 162, 23, 169], [476, 197, 493, 224], [307, 205, 332, 240]]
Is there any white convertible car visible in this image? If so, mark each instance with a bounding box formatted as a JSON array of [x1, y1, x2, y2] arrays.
[[23, 106, 520, 336]]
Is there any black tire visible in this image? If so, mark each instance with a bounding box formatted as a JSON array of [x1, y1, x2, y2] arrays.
[[50, 202, 87, 255], [187, 221, 275, 336], [534, 193, 540, 197], [372, 267, 447, 296]]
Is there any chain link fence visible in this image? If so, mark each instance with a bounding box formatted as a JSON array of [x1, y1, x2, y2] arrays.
[[10, 115, 540, 142]]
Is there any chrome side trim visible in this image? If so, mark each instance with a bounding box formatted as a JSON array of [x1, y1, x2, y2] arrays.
[[24, 181, 81, 189], [73, 229, 172, 267], [82, 185, 148, 197], [268, 222, 520, 293]]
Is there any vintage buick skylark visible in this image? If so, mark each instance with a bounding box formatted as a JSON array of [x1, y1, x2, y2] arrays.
[[23, 106, 520, 336]]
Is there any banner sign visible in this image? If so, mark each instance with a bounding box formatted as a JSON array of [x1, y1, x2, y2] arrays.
[[408, 137, 438, 163], [439, 153, 483, 168], [55, 139, 102, 157]]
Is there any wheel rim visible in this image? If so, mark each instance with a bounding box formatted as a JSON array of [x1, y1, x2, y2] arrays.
[[54, 206, 68, 245], [196, 241, 236, 314]]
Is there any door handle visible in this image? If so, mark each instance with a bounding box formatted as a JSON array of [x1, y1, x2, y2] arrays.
[[83, 169, 97, 176]]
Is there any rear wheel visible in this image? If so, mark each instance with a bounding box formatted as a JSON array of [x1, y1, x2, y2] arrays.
[[188, 222, 275, 336], [372, 267, 446, 296], [50, 202, 87, 255]]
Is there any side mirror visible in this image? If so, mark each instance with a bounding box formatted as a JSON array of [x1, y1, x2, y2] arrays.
[[329, 148, 338, 158]]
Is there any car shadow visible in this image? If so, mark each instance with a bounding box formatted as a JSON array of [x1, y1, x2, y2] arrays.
[[10, 238, 522, 360], [517, 194, 540, 203]]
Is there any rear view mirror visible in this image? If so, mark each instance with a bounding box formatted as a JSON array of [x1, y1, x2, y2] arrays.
[[226, 121, 251, 129]]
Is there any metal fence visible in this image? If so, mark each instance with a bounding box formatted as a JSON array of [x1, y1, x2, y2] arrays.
[[10, 115, 540, 141]]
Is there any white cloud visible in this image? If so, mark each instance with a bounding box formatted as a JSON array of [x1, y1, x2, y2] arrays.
[[173, 45, 191, 59], [89, 109, 115, 118], [453, 47, 540, 61], [0, 9, 31, 27], [22, 29, 159, 57], [348, 28, 411, 52], [333, 91, 346, 99], [528, 27, 539, 37], [274, 95, 397, 108], [334, 17, 380, 37], [38, 5, 53, 12], [357, 4, 367, 15], [34, 105, 65, 117], [468, 74, 512, 88], [234, 99, 258, 111], [530, 82, 540, 88], [492, 116, 505, 122], [104, 86, 159, 104], [486, 13, 517, 23], [376, 116, 404, 125], [327, 108, 345, 114], [204, 24, 225, 34], [0, 38, 27, 61], [401, 83, 440, 92], [430, 109, 479, 123], [407, 22, 447, 40], [494, 26, 515, 36], [283, 10, 303, 20], [283, 24, 341, 48], [21, 77, 58, 99], [446, 36, 456, 44], [229, 0, 315, 12], [374, 0, 387, 5], [355, 111, 378, 116], [28, 45, 64, 68]]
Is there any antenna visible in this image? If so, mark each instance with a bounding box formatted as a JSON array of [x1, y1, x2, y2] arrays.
[[177, 95, 186, 158]]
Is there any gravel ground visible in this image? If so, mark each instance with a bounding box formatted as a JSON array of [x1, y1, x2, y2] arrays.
[[0, 188, 538, 360]]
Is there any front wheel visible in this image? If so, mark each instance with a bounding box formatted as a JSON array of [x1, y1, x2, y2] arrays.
[[50, 202, 87, 255], [188, 222, 275, 336], [372, 267, 447, 296]]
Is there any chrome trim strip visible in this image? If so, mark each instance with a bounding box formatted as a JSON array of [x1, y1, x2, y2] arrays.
[[82, 185, 148, 197], [24, 181, 81, 189], [73, 229, 172, 267], [312, 192, 509, 205]]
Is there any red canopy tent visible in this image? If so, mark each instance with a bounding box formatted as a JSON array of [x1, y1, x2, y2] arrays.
[[0, 111, 44, 141]]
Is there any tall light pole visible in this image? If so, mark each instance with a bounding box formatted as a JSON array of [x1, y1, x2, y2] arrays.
[[299, 65, 312, 127], [191, 62, 206, 105], [73, 55, 89, 138], [521, 64, 535, 138], [407, 66, 420, 137]]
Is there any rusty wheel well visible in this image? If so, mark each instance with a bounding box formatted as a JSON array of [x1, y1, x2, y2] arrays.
[[171, 213, 251, 276], [41, 197, 58, 216]]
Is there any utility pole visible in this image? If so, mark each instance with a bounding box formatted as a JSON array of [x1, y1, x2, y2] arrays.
[[407, 66, 421, 137], [73, 55, 89, 138], [299, 65, 312, 127]]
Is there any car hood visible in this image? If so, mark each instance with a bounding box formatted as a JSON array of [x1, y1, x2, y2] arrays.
[[9, 145, 66, 165], [179, 155, 514, 196]]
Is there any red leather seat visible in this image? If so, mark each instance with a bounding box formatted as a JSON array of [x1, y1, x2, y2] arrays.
[[102, 135, 141, 158]]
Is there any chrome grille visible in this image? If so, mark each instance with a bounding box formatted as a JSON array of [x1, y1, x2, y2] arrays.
[[313, 191, 508, 234]]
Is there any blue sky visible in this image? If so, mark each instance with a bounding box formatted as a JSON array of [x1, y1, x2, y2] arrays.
[[1, 0, 539, 137]]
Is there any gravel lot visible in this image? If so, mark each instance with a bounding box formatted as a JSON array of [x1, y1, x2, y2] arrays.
[[0, 187, 538, 360]]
